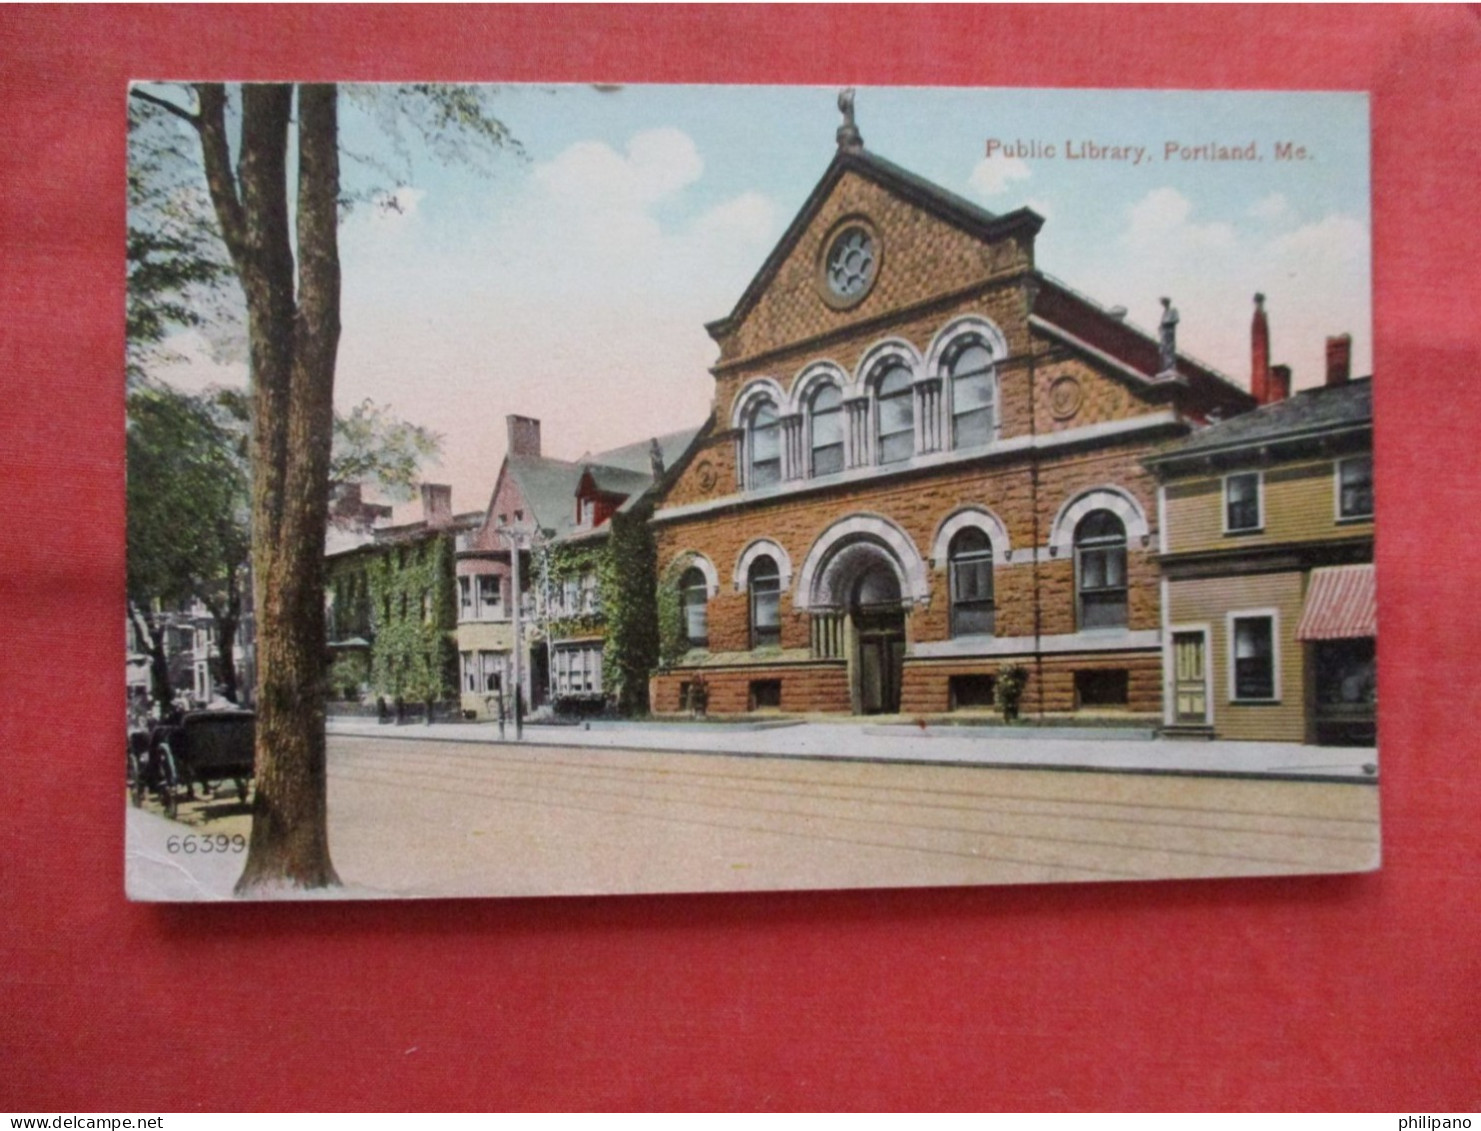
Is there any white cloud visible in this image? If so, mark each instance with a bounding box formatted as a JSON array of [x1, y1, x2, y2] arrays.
[[1127, 187, 1235, 250], [969, 153, 1031, 197], [534, 127, 703, 206], [331, 128, 782, 517], [1248, 192, 1292, 223], [1065, 187, 1370, 393]]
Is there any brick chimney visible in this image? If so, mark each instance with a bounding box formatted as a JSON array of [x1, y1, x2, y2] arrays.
[[1326, 334, 1352, 386], [1251, 293, 1270, 404], [1268, 364, 1291, 404], [330, 481, 363, 522], [420, 483, 453, 528], [507, 415, 542, 459]]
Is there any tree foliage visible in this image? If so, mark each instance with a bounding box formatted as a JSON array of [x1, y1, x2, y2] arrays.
[[126, 101, 235, 384], [333, 399, 443, 502], [599, 503, 660, 716], [126, 381, 251, 706]]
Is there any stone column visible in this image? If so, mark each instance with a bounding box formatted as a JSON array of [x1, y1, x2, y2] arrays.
[[780, 413, 805, 481], [914, 377, 943, 454], [844, 396, 872, 468]]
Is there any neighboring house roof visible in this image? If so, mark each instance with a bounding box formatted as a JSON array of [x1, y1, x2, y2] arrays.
[[580, 427, 703, 477], [504, 455, 589, 539], [581, 463, 653, 498], [1145, 377, 1372, 470]]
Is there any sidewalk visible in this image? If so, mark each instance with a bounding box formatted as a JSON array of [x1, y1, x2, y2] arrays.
[[327, 716, 1379, 782]]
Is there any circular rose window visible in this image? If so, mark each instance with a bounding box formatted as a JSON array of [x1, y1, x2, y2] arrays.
[[824, 225, 877, 302]]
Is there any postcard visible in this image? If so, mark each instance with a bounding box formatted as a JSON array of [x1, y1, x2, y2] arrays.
[[124, 83, 1377, 900]]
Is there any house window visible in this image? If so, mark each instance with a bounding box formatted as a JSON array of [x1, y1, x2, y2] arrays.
[[875, 361, 914, 465], [458, 577, 474, 619], [1225, 472, 1262, 532], [808, 383, 845, 477], [553, 644, 603, 697], [749, 679, 782, 711], [478, 651, 502, 695], [477, 575, 503, 619], [580, 572, 600, 614], [577, 496, 596, 527], [679, 567, 709, 648], [948, 340, 995, 449], [1231, 614, 1277, 701], [948, 527, 995, 636], [1075, 669, 1129, 708], [1075, 510, 1127, 629], [949, 674, 996, 710], [747, 398, 782, 488], [461, 652, 478, 694], [1338, 455, 1373, 519], [748, 555, 781, 649]]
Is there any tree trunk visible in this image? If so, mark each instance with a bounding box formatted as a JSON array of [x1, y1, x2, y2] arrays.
[[194, 83, 342, 891], [129, 602, 172, 713], [206, 583, 241, 705]]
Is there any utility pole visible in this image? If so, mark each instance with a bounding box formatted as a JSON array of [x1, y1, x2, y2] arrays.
[[497, 522, 525, 740]]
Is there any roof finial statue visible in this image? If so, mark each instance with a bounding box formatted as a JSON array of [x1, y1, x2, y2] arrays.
[[1158, 296, 1180, 375], [837, 88, 863, 151]]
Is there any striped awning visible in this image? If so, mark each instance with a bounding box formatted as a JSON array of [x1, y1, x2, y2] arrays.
[[1296, 564, 1376, 641]]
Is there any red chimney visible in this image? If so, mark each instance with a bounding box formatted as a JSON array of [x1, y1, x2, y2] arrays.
[[420, 483, 453, 528], [1326, 335, 1352, 387], [1251, 293, 1270, 404], [1268, 364, 1291, 404], [507, 415, 542, 458]]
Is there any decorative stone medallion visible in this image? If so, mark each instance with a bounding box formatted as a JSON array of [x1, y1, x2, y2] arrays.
[[1049, 374, 1084, 421], [695, 459, 718, 494]]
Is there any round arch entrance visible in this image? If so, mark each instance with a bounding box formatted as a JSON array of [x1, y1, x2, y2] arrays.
[[813, 539, 908, 715]]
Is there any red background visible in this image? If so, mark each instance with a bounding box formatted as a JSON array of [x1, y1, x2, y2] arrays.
[[2, 5, 1478, 1112]]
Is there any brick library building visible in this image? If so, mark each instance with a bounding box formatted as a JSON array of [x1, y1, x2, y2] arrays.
[[647, 105, 1255, 719]]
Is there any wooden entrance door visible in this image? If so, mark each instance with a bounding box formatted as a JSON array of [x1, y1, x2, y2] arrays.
[[857, 611, 904, 714], [1172, 631, 1208, 725]]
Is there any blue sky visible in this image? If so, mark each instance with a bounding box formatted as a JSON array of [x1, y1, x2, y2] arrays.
[[162, 84, 1371, 518]]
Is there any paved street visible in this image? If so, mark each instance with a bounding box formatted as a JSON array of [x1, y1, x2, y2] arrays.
[[329, 716, 1380, 779], [127, 730, 1380, 901]]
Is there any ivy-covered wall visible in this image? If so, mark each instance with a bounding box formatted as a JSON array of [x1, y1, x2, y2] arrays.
[[327, 533, 458, 703], [535, 503, 659, 716]]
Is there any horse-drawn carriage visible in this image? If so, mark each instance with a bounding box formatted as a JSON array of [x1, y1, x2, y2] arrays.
[[128, 710, 255, 819]]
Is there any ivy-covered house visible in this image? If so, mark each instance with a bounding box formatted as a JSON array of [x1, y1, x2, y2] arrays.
[[325, 483, 481, 714], [457, 415, 700, 720]]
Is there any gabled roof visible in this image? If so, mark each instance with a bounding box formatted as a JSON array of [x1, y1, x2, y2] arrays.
[[579, 463, 653, 498], [1145, 377, 1372, 470], [470, 424, 709, 549], [580, 426, 702, 477], [705, 146, 1044, 341], [504, 455, 588, 539]]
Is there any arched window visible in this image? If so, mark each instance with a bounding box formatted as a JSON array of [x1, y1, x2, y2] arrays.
[[875, 361, 914, 464], [679, 567, 709, 649], [748, 555, 781, 649], [947, 340, 995, 448], [948, 527, 995, 636], [747, 398, 781, 488], [1075, 511, 1127, 629], [808, 383, 844, 477]]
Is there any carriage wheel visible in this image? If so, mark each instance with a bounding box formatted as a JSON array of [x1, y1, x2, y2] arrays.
[[158, 743, 179, 821]]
